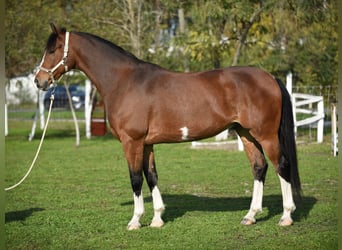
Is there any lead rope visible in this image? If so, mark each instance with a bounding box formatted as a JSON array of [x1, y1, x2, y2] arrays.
[[5, 89, 55, 191]]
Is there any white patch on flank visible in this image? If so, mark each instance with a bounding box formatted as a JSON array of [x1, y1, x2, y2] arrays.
[[180, 127, 189, 140]]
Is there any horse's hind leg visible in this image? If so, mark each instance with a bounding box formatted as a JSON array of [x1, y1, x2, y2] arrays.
[[143, 145, 165, 228], [236, 128, 268, 225], [259, 139, 296, 226]]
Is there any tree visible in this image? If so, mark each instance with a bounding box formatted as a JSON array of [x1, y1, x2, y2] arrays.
[[70, 0, 155, 58], [242, 0, 338, 87], [5, 1, 67, 77], [172, 0, 336, 88], [5, 0, 337, 90], [172, 0, 277, 70]]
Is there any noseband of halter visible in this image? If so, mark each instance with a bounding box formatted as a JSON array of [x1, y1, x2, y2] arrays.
[[37, 31, 70, 83]]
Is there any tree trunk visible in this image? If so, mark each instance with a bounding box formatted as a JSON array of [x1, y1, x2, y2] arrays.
[[232, 5, 265, 66]]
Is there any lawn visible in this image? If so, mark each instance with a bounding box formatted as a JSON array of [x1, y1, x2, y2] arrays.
[[5, 121, 338, 249]]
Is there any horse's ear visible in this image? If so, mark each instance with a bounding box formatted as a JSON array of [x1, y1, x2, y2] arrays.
[[50, 23, 59, 34]]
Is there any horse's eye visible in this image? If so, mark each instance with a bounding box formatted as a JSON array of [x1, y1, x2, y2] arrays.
[[48, 45, 62, 54]]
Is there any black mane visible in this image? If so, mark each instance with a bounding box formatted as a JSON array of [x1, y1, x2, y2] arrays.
[[75, 31, 142, 63], [75, 31, 164, 70], [45, 28, 162, 69]]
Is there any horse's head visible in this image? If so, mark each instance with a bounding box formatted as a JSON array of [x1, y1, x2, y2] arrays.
[[34, 23, 71, 90]]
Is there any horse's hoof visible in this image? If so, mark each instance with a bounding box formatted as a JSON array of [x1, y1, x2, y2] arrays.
[[150, 219, 164, 228], [240, 218, 256, 225], [127, 223, 141, 230], [278, 218, 293, 226]]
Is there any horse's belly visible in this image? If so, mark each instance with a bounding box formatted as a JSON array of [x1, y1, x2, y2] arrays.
[[145, 111, 234, 144]]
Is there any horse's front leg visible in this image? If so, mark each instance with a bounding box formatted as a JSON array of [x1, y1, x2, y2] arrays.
[[143, 145, 165, 228], [122, 138, 145, 230]]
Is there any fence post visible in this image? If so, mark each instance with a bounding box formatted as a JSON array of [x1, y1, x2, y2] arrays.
[[39, 90, 45, 129], [286, 71, 292, 95], [5, 103, 8, 136], [317, 99, 324, 143], [237, 135, 244, 151], [286, 72, 297, 138], [331, 103, 337, 156], [85, 79, 92, 139]]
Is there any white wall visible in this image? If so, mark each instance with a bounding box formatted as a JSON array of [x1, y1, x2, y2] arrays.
[[6, 74, 38, 105]]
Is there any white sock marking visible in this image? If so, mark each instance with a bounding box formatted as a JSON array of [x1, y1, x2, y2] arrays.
[[128, 192, 144, 228], [151, 186, 165, 227], [134, 192, 145, 215], [278, 175, 296, 212], [244, 180, 263, 222], [152, 186, 165, 211], [250, 179, 263, 212]]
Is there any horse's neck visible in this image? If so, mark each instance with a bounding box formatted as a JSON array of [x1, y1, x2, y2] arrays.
[[73, 35, 137, 98]]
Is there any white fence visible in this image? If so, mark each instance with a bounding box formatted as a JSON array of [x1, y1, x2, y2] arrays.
[[292, 93, 324, 143], [331, 103, 338, 156], [286, 72, 325, 143]]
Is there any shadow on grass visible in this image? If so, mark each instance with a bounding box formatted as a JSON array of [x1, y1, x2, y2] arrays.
[[5, 208, 45, 223], [122, 194, 316, 223]]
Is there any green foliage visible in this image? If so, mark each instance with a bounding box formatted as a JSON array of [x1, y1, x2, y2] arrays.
[[5, 0, 337, 88], [5, 1, 67, 77], [5, 121, 338, 249]]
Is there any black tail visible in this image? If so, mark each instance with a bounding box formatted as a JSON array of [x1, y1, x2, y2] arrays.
[[275, 78, 302, 201]]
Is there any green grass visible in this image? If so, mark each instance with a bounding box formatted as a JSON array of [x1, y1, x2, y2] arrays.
[[5, 121, 338, 249], [8, 108, 86, 120]]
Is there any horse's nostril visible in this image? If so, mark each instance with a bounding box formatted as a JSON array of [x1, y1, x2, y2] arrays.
[[34, 78, 39, 87]]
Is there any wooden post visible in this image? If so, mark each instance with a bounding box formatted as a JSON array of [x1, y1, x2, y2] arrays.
[[4, 102, 8, 136], [331, 103, 337, 156], [237, 135, 244, 151], [64, 82, 80, 146], [85, 79, 92, 139], [286, 72, 297, 138], [39, 90, 45, 129], [178, 8, 190, 72], [317, 99, 324, 143], [29, 90, 44, 141], [286, 72, 292, 96]]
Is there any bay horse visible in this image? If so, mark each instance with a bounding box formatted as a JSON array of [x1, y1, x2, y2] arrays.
[[35, 24, 301, 230]]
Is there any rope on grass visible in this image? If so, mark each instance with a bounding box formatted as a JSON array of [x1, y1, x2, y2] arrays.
[[5, 93, 55, 191]]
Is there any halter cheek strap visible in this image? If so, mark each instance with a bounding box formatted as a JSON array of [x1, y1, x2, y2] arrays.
[[37, 32, 70, 83]]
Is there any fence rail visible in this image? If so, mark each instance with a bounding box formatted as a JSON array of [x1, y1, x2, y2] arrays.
[[292, 93, 324, 143]]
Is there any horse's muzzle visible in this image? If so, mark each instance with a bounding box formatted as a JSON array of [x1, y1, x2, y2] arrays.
[[34, 78, 49, 90]]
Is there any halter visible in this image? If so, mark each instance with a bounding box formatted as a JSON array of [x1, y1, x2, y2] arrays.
[[36, 31, 70, 84]]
